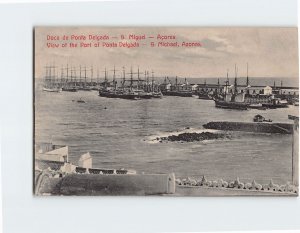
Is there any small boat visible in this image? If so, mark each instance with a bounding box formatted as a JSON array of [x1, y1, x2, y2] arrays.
[[262, 99, 289, 109], [77, 98, 86, 103], [43, 87, 62, 93], [198, 91, 211, 100], [248, 103, 267, 110], [78, 86, 92, 91], [62, 86, 78, 92], [162, 90, 193, 97], [152, 92, 163, 98], [215, 100, 249, 110], [253, 114, 272, 122], [99, 89, 118, 98], [137, 91, 152, 99], [120, 91, 140, 100]]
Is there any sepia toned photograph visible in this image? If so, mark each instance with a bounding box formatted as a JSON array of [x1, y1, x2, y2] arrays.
[[34, 27, 299, 196]]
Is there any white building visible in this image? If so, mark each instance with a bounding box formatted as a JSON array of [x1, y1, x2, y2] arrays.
[[263, 86, 272, 95]]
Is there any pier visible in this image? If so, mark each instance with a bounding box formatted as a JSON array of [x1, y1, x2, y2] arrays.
[[203, 121, 294, 134]]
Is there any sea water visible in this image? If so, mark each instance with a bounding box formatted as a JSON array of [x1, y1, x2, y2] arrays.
[[35, 88, 299, 185]]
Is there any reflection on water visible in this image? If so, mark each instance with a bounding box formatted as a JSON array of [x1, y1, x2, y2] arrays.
[[35, 89, 298, 184]]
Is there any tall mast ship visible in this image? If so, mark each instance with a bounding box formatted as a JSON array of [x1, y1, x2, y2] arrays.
[[62, 65, 78, 92], [43, 65, 62, 93], [136, 69, 153, 99], [98, 66, 163, 100], [150, 70, 163, 98], [161, 77, 193, 97], [78, 66, 92, 91], [214, 66, 249, 110], [198, 79, 212, 100], [99, 66, 140, 100]]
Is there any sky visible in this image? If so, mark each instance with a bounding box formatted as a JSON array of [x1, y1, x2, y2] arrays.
[[35, 27, 299, 80]]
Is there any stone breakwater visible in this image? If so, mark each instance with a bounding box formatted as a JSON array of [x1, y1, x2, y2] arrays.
[[155, 132, 231, 143], [175, 176, 298, 194]]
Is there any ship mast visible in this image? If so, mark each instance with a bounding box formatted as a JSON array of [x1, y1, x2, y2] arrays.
[[111, 65, 118, 91], [113, 65, 116, 90], [44, 65, 49, 85], [90, 66, 93, 84], [151, 70, 154, 92], [147, 71, 149, 92], [104, 67, 108, 89], [60, 66, 64, 85], [225, 69, 229, 96], [66, 64, 69, 84], [53, 65, 56, 86], [130, 66, 133, 91], [74, 67, 77, 86], [234, 64, 238, 94], [122, 66, 125, 91], [84, 66, 87, 86], [70, 67, 73, 84], [136, 66, 141, 91], [246, 63, 249, 86]]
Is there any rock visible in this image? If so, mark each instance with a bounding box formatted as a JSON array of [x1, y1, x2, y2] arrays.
[[212, 180, 218, 187], [217, 179, 224, 187], [207, 181, 213, 187], [228, 181, 235, 188], [157, 132, 230, 143], [175, 178, 182, 185], [245, 183, 252, 189], [222, 181, 228, 188]]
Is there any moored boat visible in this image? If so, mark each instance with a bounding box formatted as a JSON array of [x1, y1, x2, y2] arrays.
[[262, 99, 289, 109], [62, 86, 78, 92], [43, 87, 62, 93], [42, 65, 62, 93], [215, 100, 249, 110], [162, 90, 193, 97], [248, 103, 267, 110], [137, 90, 153, 99], [198, 92, 211, 100], [152, 91, 163, 98], [214, 67, 249, 110]]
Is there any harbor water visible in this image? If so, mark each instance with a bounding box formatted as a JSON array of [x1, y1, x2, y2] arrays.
[[35, 89, 299, 185]]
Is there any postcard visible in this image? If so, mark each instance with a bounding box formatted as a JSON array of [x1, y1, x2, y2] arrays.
[[34, 27, 299, 196]]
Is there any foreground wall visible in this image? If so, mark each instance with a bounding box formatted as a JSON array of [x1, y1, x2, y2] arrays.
[[36, 172, 176, 196]]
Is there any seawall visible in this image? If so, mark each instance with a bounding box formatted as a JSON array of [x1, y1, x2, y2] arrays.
[[203, 121, 293, 134], [36, 172, 176, 196]]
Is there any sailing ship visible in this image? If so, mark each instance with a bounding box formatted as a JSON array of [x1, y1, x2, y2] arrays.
[[99, 66, 140, 100], [214, 66, 249, 110], [62, 65, 78, 92], [198, 80, 213, 100], [99, 66, 162, 100], [77, 66, 93, 91], [43, 65, 62, 92], [162, 77, 193, 97], [139, 70, 163, 99], [261, 99, 289, 109]]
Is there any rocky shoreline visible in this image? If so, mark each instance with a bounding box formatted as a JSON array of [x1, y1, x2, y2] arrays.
[[155, 131, 231, 143]]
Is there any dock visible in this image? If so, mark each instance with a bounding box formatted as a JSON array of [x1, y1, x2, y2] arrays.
[[203, 121, 293, 134]]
